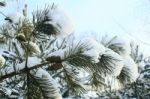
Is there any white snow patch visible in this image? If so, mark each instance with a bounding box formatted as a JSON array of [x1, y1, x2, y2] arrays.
[[83, 91, 98, 98], [104, 48, 124, 76], [0, 50, 17, 59], [5, 12, 24, 25], [105, 76, 123, 90], [30, 68, 62, 99], [112, 37, 131, 57], [16, 57, 41, 69], [81, 37, 106, 63], [0, 87, 12, 96], [102, 35, 131, 57], [123, 56, 139, 82], [48, 49, 65, 59], [0, 57, 41, 76], [48, 5, 74, 38], [32, 68, 60, 87], [83, 49, 100, 63]]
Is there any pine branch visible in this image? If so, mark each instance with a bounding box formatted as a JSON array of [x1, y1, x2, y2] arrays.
[[15, 19, 33, 40], [107, 43, 125, 55], [0, 61, 50, 81], [62, 43, 96, 72], [101, 36, 117, 47], [63, 67, 86, 96], [96, 53, 120, 74], [101, 36, 125, 55], [32, 5, 60, 36], [31, 68, 62, 99], [88, 72, 106, 91], [117, 67, 133, 85], [130, 44, 144, 64]]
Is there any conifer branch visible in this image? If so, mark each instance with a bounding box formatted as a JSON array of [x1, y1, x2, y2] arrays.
[[0, 61, 50, 81]]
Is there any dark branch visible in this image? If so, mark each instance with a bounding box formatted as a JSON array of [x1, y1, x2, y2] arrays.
[[0, 61, 50, 81]]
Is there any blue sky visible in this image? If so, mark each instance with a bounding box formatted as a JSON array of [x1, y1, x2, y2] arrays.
[[1, 0, 150, 56]]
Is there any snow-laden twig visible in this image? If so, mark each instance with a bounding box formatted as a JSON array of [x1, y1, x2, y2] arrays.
[[48, 37, 106, 63]]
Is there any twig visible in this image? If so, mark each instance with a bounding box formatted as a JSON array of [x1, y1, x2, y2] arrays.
[[24, 29, 36, 98], [0, 61, 51, 81]]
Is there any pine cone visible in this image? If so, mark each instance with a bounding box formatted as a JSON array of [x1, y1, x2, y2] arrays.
[[46, 56, 61, 63], [48, 63, 63, 71]]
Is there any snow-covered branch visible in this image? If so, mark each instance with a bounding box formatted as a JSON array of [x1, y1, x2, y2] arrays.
[[0, 57, 50, 81]]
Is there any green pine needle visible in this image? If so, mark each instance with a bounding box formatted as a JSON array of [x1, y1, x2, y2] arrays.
[[63, 42, 96, 72], [32, 5, 60, 36], [64, 68, 86, 96], [89, 72, 106, 91]]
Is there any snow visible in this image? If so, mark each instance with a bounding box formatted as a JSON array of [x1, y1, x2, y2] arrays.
[[13, 40, 24, 57], [82, 91, 98, 98], [24, 42, 41, 55], [114, 38, 131, 57], [0, 86, 12, 96], [123, 56, 139, 82], [30, 68, 62, 99], [81, 37, 106, 63], [48, 37, 106, 63], [48, 5, 74, 38], [31, 68, 60, 88], [102, 35, 131, 57], [16, 57, 41, 69], [105, 76, 122, 90], [0, 50, 17, 59], [48, 37, 107, 63], [104, 48, 124, 76], [112, 37, 131, 57], [81, 37, 105, 54], [0, 43, 6, 49], [0, 55, 5, 67], [5, 12, 24, 25], [83, 49, 100, 63], [0, 57, 41, 76], [48, 49, 65, 59]]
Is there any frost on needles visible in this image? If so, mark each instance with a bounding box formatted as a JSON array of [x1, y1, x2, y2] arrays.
[[0, 2, 141, 99]]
